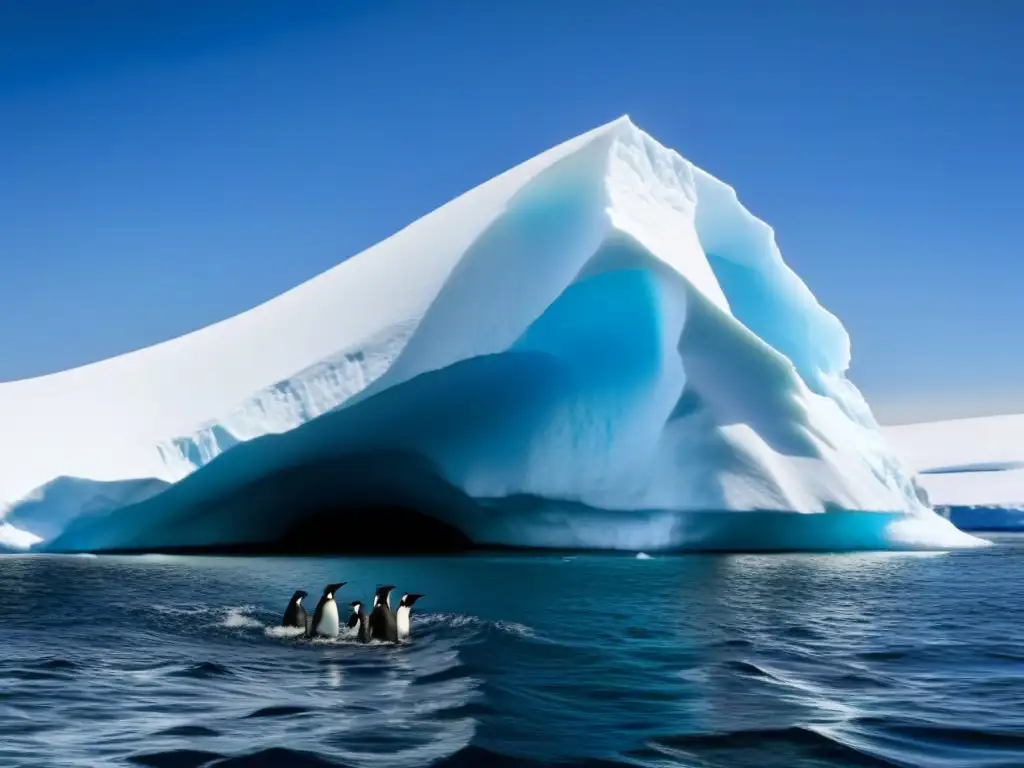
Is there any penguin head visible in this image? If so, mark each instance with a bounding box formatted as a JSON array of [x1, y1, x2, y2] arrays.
[[350, 600, 364, 614], [323, 582, 346, 600], [399, 593, 425, 607], [372, 585, 396, 608], [291, 589, 308, 604]]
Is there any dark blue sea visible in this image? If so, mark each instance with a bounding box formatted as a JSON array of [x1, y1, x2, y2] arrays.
[[3, 536, 1024, 768]]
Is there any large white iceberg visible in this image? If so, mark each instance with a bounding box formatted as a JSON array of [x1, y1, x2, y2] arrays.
[[0, 116, 982, 552], [884, 414, 1024, 530]]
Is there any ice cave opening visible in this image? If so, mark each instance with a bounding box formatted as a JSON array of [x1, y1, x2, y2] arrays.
[[50, 453, 475, 555]]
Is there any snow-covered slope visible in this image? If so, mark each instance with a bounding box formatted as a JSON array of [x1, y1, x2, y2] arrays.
[[884, 415, 1024, 530], [1, 116, 981, 552]]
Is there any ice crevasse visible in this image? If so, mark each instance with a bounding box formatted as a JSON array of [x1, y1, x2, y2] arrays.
[[0, 116, 984, 552]]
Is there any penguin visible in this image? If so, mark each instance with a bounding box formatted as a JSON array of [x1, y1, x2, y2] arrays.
[[308, 582, 347, 638], [281, 589, 309, 630], [368, 584, 397, 642], [395, 593, 424, 641], [349, 600, 371, 644], [347, 600, 362, 630]]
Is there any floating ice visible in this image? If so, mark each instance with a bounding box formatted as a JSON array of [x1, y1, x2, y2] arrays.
[[0, 116, 983, 552]]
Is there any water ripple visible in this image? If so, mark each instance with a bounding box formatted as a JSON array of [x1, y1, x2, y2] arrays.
[[1, 541, 1023, 766]]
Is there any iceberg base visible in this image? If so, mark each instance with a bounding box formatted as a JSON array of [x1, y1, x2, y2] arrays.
[[41, 450, 987, 553], [461, 499, 989, 552]]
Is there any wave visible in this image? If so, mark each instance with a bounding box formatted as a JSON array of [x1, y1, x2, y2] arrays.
[[844, 715, 1024, 750], [721, 659, 781, 681], [167, 661, 234, 680], [416, 612, 539, 640], [149, 603, 217, 617], [641, 725, 900, 766], [264, 625, 306, 639], [150, 725, 221, 738], [185, 607, 544, 649], [244, 705, 315, 719], [219, 606, 264, 629], [432, 746, 627, 768], [127, 748, 226, 768]]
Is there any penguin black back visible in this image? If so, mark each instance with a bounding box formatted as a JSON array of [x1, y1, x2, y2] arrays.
[[369, 584, 397, 642], [350, 601, 371, 644], [282, 590, 308, 629]]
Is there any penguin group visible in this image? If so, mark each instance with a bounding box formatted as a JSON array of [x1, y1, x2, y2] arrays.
[[280, 582, 425, 643]]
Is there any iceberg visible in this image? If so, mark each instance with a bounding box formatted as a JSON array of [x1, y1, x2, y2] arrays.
[[884, 415, 1024, 531], [0, 116, 982, 553]]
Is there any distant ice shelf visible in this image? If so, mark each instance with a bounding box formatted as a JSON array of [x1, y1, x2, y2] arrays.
[[884, 415, 1024, 531], [0, 116, 984, 553]]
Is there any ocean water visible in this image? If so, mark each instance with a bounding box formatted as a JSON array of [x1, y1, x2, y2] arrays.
[[2, 536, 1024, 768]]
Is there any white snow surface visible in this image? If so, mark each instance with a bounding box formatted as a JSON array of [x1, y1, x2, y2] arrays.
[[884, 414, 1024, 508], [0, 116, 981, 551], [0, 522, 41, 552]]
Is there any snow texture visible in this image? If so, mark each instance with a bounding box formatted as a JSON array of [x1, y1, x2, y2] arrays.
[[0, 522, 40, 552], [0, 116, 981, 552], [884, 415, 1024, 530]]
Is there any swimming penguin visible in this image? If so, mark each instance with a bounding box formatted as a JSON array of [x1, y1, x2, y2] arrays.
[[281, 590, 309, 630], [395, 593, 424, 641], [368, 584, 397, 642], [347, 600, 361, 630], [308, 582, 347, 638], [349, 600, 371, 644]]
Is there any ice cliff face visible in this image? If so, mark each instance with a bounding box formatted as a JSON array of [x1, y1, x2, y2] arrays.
[[0, 116, 983, 552]]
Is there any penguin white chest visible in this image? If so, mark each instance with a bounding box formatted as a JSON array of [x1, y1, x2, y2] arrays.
[[316, 601, 341, 637], [396, 606, 411, 640]]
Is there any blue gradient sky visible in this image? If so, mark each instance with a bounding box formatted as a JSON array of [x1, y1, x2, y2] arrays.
[[1, 1, 1021, 424]]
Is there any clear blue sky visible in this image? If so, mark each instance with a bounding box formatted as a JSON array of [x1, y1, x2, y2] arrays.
[[1, 1, 1021, 424]]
